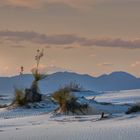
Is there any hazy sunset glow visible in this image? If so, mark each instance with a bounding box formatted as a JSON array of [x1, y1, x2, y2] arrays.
[[0, 0, 140, 76]]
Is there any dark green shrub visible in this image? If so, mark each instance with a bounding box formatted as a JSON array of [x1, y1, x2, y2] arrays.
[[126, 104, 140, 114]]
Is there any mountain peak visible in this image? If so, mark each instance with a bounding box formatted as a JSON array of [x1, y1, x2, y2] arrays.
[[109, 71, 137, 79]]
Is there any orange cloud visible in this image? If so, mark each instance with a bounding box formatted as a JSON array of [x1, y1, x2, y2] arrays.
[[3, 0, 42, 8], [131, 61, 140, 67], [1, 0, 139, 9], [30, 63, 68, 74], [98, 62, 114, 67], [0, 0, 93, 9]]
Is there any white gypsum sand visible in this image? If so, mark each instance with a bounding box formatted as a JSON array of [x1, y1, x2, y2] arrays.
[[0, 113, 140, 140], [0, 89, 140, 140]]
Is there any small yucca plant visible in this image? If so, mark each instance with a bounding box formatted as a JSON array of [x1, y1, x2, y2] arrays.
[[52, 87, 72, 113], [61, 82, 83, 92], [13, 88, 26, 106], [52, 87, 88, 115], [63, 82, 83, 92]]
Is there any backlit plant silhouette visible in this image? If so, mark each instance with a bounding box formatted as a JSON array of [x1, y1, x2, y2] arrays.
[[52, 85, 88, 115], [31, 49, 47, 94], [13, 49, 47, 105]]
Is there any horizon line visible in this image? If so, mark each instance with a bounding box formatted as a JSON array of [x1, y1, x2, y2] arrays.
[[0, 70, 138, 78]]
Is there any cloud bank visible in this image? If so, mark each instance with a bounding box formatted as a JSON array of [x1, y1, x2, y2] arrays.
[[1, 0, 138, 9], [0, 0, 93, 9], [0, 30, 140, 49]]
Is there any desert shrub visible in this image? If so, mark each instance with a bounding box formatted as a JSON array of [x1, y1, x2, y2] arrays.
[[65, 97, 88, 115], [67, 82, 83, 92], [31, 69, 46, 94], [31, 49, 47, 94], [126, 104, 140, 114], [24, 49, 46, 103], [52, 87, 72, 112], [31, 69, 47, 82], [52, 87, 88, 115], [12, 89, 26, 106], [11, 49, 47, 106], [60, 82, 83, 92]]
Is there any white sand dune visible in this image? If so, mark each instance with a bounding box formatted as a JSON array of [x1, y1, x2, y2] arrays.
[[0, 113, 140, 140], [0, 89, 140, 140], [95, 89, 140, 104]]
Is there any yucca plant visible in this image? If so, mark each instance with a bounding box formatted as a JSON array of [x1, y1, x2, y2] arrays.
[[52, 86, 88, 115], [11, 49, 47, 106], [52, 88, 71, 112], [13, 88, 26, 106], [66, 82, 83, 92], [31, 69, 46, 93], [30, 49, 47, 99], [24, 49, 47, 103]]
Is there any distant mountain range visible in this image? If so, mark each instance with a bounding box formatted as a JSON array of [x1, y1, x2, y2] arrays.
[[0, 71, 140, 95]]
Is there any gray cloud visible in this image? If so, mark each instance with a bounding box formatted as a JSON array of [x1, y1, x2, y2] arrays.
[[82, 38, 140, 49], [0, 30, 83, 44], [0, 30, 140, 49]]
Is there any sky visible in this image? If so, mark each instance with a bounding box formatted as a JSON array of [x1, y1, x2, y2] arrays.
[[0, 0, 140, 77]]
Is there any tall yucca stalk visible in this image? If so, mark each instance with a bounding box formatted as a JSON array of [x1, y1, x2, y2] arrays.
[[31, 49, 46, 93], [35, 49, 44, 74]]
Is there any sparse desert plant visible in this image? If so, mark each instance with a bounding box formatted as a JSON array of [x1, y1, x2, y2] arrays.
[[12, 88, 26, 106], [126, 103, 140, 114], [52, 87, 88, 115], [60, 82, 83, 92], [65, 97, 88, 115], [11, 49, 47, 107], [67, 82, 83, 92], [30, 49, 47, 95], [31, 68, 46, 94], [52, 87, 71, 112], [24, 49, 47, 103], [20, 66, 24, 75]]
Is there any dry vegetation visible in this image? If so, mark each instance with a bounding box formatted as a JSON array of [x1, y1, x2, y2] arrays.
[[126, 103, 140, 114], [13, 49, 47, 106], [12, 88, 26, 106], [52, 84, 88, 115]]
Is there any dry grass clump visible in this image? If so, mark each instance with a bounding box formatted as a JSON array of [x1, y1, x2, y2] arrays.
[[52, 87, 88, 115], [12, 89, 26, 106], [61, 82, 83, 92], [52, 87, 71, 113]]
